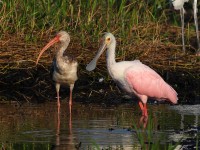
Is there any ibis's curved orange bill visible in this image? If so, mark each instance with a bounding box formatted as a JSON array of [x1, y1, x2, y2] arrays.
[[36, 36, 60, 65]]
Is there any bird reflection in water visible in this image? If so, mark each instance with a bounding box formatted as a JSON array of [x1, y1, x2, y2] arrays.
[[52, 105, 79, 150]]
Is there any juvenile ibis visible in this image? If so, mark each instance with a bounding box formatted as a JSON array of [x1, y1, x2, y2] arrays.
[[36, 31, 78, 112]]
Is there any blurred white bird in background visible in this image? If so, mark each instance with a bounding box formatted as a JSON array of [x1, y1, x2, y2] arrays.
[[172, 0, 189, 53], [172, 0, 200, 55], [193, 0, 200, 55]]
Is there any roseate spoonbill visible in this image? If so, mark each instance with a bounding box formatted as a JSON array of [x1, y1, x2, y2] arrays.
[[36, 31, 78, 112], [86, 33, 178, 118]]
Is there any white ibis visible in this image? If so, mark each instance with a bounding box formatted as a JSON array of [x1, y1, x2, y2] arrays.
[[86, 33, 178, 119], [36, 31, 78, 112]]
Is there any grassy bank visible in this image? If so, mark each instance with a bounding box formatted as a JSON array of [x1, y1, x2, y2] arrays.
[[1, 0, 200, 65], [0, 0, 199, 103], [0, 0, 199, 67]]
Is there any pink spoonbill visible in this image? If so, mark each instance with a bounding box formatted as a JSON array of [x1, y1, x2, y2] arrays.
[[36, 31, 78, 113], [86, 33, 178, 118]]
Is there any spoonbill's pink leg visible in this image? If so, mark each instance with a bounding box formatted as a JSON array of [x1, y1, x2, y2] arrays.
[[139, 101, 144, 110], [139, 102, 148, 128], [143, 103, 148, 117], [140, 116, 148, 128], [138, 101, 144, 115], [138, 101, 148, 117]]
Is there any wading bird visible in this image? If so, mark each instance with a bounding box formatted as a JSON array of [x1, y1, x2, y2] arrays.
[[172, 0, 200, 55], [36, 31, 78, 113], [172, 0, 189, 53], [86, 33, 178, 118]]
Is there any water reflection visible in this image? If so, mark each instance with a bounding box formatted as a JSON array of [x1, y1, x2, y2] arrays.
[[52, 102, 77, 150], [0, 102, 199, 149], [168, 105, 200, 149], [170, 105, 200, 129], [54, 104, 61, 149]]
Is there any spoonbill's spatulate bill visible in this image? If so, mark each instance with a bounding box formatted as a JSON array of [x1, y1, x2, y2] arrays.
[[36, 31, 78, 113], [86, 33, 178, 117]]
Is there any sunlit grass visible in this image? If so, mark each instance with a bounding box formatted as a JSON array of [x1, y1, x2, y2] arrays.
[[0, 0, 199, 62], [0, 0, 174, 39]]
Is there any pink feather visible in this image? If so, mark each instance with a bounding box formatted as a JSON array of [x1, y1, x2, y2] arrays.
[[125, 65, 178, 104]]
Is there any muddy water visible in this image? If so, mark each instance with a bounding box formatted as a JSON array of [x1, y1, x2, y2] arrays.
[[0, 102, 199, 150]]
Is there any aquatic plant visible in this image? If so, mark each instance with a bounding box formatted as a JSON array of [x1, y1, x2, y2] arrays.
[[132, 115, 179, 150]]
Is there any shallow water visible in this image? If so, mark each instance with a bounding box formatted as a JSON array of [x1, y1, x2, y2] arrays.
[[0, 102, 200, 150]]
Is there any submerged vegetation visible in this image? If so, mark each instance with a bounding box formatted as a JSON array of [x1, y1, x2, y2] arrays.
[[0, 0, 199, 103]]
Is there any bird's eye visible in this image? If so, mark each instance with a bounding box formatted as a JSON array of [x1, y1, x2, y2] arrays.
[[107, 38, 110, 42]]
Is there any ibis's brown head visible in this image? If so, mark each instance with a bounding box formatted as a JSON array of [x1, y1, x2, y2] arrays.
[[36, 31, 70, 65]]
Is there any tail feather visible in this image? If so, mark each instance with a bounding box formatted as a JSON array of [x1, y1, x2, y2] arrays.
[[165, 84, 178, 104]]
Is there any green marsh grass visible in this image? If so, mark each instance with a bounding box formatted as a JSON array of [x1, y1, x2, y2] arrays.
[[132, 115, 178, 150], [0, 0, 176, 39], [1, 0, 199, 58], [0, 143, 51, 150]]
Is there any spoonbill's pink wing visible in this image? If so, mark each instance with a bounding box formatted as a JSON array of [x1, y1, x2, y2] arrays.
[[125, 65, 178, 104]]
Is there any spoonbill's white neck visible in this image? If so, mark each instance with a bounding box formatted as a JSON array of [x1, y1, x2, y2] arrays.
[[106, 39, 116, 68]]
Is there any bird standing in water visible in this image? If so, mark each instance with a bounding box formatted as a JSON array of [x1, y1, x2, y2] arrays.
[[36, 31, 78, 113], [172, 0, 200, 55], [86, 33, 178, 118]]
